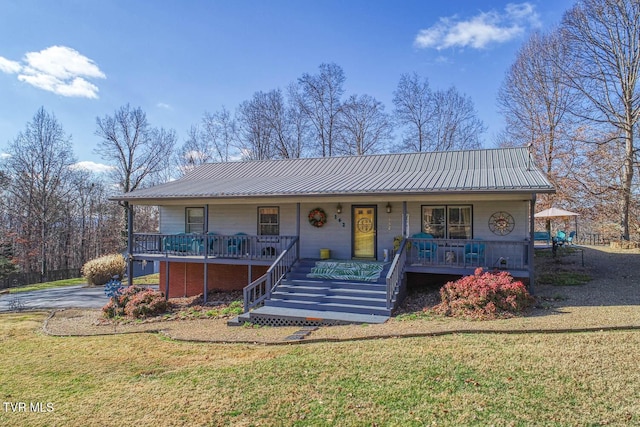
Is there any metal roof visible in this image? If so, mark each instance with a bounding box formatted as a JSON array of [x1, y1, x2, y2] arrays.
[[113, 147, 555, 202]]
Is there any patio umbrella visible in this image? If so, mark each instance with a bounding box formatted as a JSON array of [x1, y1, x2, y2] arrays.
[[535, 207, 579, 241], [534, 207, 579, 218]]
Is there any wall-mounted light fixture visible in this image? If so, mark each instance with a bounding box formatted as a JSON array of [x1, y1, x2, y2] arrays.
[[386, 202, 392, 213], [336, 203, 342, 214]]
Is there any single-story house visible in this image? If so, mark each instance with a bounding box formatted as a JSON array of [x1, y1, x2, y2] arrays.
[[112, 147, 554, 325]]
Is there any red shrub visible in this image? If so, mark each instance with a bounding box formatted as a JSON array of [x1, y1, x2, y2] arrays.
[[433, 268, 534, 320], [102, 286, 169, 319]]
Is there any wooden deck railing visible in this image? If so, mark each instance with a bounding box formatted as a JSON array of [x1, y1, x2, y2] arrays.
[[132, 233, 297, 260], [243, 237, 299, 311], [406, 237, 530, 271], [385, 239, 408, 310]]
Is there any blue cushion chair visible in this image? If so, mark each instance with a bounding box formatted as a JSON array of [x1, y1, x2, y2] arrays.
[[464, 242, 485, 266], [227, 232, 248, 255], [412, 232, 437, 262]]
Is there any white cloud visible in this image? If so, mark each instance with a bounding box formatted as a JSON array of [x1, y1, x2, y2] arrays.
[[157, 102, 172, 110], [414, 2, 540, 50], [0, 57, 21, 74], [71, 161, 114, 174], [0, 152, 11, 159], [0, 45, 105, 98]]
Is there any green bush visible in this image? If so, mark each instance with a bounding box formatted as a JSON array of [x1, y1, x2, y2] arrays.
[[434, 268, 535, 320], [82, 254, 126, 286], [102, 285, 169, 319]]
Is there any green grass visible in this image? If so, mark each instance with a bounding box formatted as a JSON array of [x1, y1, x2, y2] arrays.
[[537, 271, 592, 286], [7, 277, 86, 293], [1, 312, 638, 426], [6, 273, 159, 294]]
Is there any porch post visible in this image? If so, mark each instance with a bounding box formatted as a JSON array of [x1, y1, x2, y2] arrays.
[[529, 194, 536, 294], [164, 261, 170, 301], [127, 204, 134, 287], [203, 204, 209, 303], [203, 263, 208, 303], [296, 203, 301, 259], [402, 202, 407, 237]]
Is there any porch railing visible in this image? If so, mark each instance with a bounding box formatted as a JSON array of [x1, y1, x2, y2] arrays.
[[406, 237, 530, 272], [132, 233, 297, 260], [243, 236, 299, 311], [386, 238, 408, 310]]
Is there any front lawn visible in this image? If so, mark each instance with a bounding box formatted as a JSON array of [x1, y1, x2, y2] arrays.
[[0, 312, 638, 426], [6, 273, 160, 294]]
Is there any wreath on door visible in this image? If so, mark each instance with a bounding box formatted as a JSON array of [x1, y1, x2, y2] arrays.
[[308, 208, 327, 227]]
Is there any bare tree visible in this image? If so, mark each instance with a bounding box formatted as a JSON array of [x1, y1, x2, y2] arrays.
[[261, 89, 305, 159], [497, 30, 579, 209], [337, 94, 394, 155], [95, 104, 176, 195], [393, 73, 433, 152], [236, 91, 275, 160], [295, 63, 345, 157], [178, 107, 238, 175], [394, 73, 485, 152], [560, 0, 640, 240], [431, 87, 485, 151], [3, 107, 76, 279]]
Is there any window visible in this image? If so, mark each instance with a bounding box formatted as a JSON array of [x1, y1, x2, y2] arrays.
[[258, 207, 279, 236], [422, 205, 472, 239], [185, 207, 205, 233]]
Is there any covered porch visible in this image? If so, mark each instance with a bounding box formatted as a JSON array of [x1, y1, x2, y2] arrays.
[[130, 232, 530, 278]]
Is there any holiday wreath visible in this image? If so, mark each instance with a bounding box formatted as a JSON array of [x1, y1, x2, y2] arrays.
[[308, 208, 327, 227]]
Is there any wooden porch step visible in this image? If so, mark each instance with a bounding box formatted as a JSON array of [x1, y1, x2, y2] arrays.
[[269, 291, 388, 308], [264, 299, 391, 316], [276, 283, 386, 297]]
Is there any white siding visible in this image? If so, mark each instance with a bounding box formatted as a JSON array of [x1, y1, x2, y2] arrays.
[[159, 198, 531, 261], [406, 200, 530, 241]]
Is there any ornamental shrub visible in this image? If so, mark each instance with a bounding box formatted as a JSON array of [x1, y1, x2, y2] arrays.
[[82, 254, 126, 286], [102, 285, 169, 319], [434, 268, 534, 320]]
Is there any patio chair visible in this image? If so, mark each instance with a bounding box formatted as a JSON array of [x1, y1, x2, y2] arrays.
[[206, 231, 218, 253], [555, 230, 567, 246], [464, 242, 485, 266], [567, 231, 576, 245], [227, 232, 248, 255], [411, 232, 437, 262]]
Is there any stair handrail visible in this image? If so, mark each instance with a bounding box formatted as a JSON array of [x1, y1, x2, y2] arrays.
[[243, 236, 299, 311], [386, 238, 408, 309]]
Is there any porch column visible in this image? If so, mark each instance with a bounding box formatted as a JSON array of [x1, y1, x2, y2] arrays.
[[127, 204, 134, 287], [164, 261, 170, 301], [402, 202, 407, 237], [203, 263, 208, 303], [296, 203, 301, 259], [529, 194, 536, 294], [203, 204, 209, 303]]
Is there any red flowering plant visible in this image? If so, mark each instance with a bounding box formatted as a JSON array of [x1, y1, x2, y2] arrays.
[[433, 268, 534, 320], [102, 285, 170, 319]]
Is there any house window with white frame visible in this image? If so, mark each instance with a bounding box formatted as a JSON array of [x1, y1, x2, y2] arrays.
[[422, 205, 472, 239], [185, 207, 205, 233], [258, 207, 279, 236]]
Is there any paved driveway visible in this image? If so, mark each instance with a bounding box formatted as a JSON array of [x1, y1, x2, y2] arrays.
[[0, 285, 110, 312]]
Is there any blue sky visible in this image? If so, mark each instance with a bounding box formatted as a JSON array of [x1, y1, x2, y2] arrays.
[[0, 0, 574, 171]]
